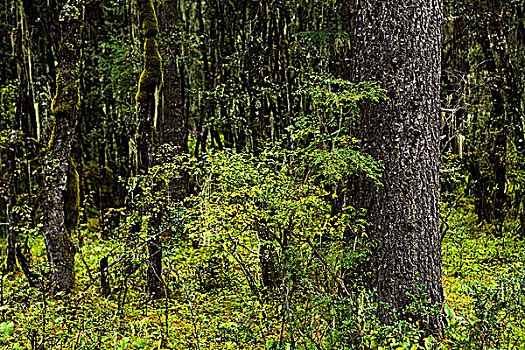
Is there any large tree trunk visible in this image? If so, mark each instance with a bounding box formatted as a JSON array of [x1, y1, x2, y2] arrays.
[[42, 0, 82, 293], [343, 0, 444, 332]]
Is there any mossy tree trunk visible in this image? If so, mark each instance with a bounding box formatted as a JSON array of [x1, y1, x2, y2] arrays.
[[135, 0, 163, 299], [343, 0, 444, 333], [42, 0, 83, 293]]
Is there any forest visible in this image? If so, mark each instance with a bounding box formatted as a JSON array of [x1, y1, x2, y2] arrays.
[[0, 0, 524, 348]]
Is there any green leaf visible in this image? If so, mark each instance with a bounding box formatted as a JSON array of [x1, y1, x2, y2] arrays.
[[265, 339, 275, 349], [4, 322, 14, 336], [444, 302, 456, 320]]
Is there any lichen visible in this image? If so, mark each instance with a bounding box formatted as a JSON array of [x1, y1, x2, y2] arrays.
[[51, 72, 80, 116], [64, 157, 80, 236]]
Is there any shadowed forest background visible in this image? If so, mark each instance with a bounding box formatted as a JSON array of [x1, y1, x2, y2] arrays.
[[0, 0, 524, 349]]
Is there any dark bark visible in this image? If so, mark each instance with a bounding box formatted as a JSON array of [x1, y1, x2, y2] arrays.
[[257, 217, 280, 292], [100, 256, 111, 296], [16, 242, 35, 287], [158, 0, 186, 150], [343, 0, 444, 332], [135, 0, 163, 299]]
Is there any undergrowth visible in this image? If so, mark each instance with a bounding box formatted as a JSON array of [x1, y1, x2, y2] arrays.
[[1, 174, 525, 349], [2, 77, 525, 349]]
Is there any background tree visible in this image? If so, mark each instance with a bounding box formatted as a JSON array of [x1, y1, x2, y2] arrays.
[[441, 0, 525, 231], [157, 0, 186, 149]]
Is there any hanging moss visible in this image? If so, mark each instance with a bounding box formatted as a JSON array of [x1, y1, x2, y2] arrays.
[[51, 72, 80, 117], [64, 157, 80, 236]]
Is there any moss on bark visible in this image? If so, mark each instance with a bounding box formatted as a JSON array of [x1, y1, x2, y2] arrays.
[[51, 72, 80, 115], [135, 38, 162, 103], [137, 0, 159, 37], [64, 157, 80, 236]]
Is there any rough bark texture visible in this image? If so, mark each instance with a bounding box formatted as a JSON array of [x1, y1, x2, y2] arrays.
[[136, 0, 163, 299], [343, 0, 444, 332], [42, 0, 82, 292], [158, 1, 186, 149]]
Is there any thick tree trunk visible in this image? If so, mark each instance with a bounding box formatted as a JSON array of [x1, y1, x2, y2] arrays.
[[343, 0, 444, 332], [42, 0, 82, 293]]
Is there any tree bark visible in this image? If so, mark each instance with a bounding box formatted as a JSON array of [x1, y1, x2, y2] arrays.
[[343, 0, 444, 332], [157, 0, 186, 150], [42, 0, 83, 292], [135, 0, 163, 299]]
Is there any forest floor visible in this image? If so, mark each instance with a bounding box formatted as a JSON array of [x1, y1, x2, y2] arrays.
[[1, 199, 525, 349]]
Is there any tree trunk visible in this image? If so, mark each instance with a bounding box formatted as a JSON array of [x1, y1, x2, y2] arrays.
[[5, 24, 24, 273], [157, 0, 186, 150], [21, 0, 59, 142], [135, 0, 163, 299], [42, 0, 83, 293], [343, 0, 444, 333]]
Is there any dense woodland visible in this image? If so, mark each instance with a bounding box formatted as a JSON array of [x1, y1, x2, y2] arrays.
[[0, 0, 524, 348]]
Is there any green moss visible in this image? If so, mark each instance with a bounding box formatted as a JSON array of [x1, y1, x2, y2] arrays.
[[135, 0, 162, 104], [64, 157, 80, 236], [138, 0, 159, 37], [135, 38, 162, 103], [51, 72, 80, 116], [47, 119, 56, 150]]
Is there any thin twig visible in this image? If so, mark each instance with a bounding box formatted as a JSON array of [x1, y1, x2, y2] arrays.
[[302, 230, 350, 298], [441, 192, 464, 242], [279, 277, 291, 347], [75, 219, 182, 306], [165, 256, 201, 350]]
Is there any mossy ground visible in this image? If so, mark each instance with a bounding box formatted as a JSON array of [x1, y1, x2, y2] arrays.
[[1, 200, 524, 349]]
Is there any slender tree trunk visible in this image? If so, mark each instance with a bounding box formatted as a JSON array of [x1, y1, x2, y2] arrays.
[[21, 0, 59, 142], [42, 0, 83, 292], [135, 0, 163, 299], [343, 0, 444, 333], [5, 23, 24, 272]]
